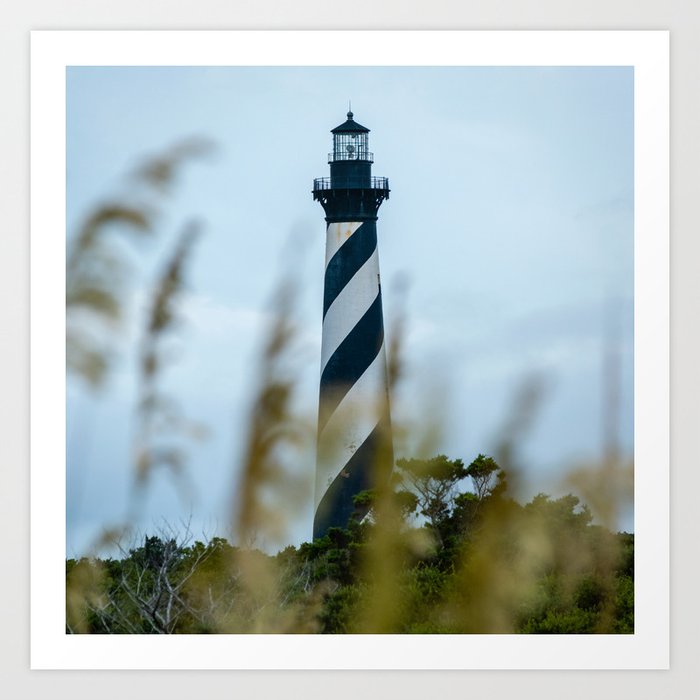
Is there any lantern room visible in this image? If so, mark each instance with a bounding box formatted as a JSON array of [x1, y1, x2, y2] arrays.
[[329, 111, 372, 163]]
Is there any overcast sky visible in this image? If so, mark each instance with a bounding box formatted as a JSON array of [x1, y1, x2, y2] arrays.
[[66, 66, 634, 555]]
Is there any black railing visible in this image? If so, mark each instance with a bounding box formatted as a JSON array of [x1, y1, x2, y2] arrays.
[[328, 151, 374, 163], [313, 176, 389, 191]]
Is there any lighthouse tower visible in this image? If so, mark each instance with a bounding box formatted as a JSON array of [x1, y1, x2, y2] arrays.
[[312, 111, 393, 539]]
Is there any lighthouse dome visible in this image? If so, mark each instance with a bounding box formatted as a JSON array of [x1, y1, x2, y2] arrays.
[[331, 111, 370, 134]]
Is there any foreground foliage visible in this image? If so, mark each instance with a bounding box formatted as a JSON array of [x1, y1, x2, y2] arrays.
[[66, 456, 634, 634]]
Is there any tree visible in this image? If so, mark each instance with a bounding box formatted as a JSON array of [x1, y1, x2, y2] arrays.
[[69, 525, 230, 634], [352, 488, 419, 522], [394, 455, 468, 534], [465, 453, 502, 501]]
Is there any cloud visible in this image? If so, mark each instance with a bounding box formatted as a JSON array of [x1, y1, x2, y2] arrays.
[[179, 292, 270, 339]]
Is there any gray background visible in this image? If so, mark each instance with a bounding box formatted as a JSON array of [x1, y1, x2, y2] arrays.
[[2, 1, 695, 697]]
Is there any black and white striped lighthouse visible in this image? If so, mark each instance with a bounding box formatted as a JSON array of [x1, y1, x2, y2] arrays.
[[312, 111, 393, 539]]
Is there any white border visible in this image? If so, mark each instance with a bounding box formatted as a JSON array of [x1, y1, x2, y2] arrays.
[[30, 30, 669, 670]]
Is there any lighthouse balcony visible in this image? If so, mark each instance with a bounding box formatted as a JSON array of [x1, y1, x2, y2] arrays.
[[312, 176, 390, 193]]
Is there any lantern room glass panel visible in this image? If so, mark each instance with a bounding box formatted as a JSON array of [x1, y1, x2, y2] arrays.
[[333, 132, 369, 161]]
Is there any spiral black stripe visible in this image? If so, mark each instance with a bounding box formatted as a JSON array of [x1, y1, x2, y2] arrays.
[[317, 292, 384, 434], [313, 418, 392, 539], [323, 222, 377, 318]]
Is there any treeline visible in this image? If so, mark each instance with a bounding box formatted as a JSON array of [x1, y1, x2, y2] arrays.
[[66, 455, 633, 634]]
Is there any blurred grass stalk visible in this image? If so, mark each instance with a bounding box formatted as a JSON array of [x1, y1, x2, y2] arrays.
[[228, 272, 318, 632]]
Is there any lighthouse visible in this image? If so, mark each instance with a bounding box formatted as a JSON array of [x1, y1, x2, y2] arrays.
[[312, 111, 393, 539]]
